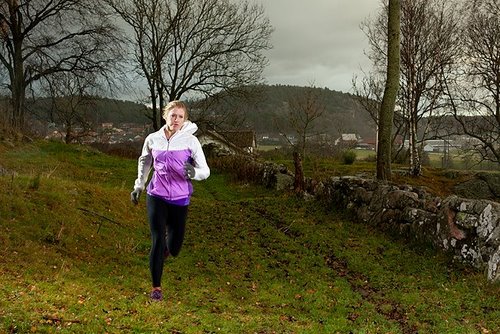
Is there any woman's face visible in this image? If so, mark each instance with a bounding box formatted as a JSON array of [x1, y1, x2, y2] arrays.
[[165, 107, 186, 132]]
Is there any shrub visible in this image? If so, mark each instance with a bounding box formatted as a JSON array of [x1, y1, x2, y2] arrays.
[[208, 154, 263, 184], [342, 150, 356, 165]]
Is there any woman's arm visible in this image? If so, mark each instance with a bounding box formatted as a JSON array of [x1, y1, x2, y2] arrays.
[[190, 137, 210, 181], [133, 137, 153, 190]]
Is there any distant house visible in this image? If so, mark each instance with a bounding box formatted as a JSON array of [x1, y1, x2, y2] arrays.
[[402, 139, 460, 153], [356, 136, 376, 150], [355, 142, 375, 150], [362, 137, 377, 147], [219, 130, 257, 154], [196, 128, 255, 156], [335, 133, 359, 146]]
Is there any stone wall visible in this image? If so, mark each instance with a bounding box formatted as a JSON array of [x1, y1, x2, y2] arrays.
[[308, 176, 499, 282], [217, 155, 499, 282]]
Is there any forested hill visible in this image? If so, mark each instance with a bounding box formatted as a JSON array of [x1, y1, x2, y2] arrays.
[[25, 96, 150, 124], [197, 84, 376, 139], [88, 98, 150, 124]]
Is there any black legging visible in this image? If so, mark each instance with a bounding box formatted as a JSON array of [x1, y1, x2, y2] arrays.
[[146, 194, 188, 288]]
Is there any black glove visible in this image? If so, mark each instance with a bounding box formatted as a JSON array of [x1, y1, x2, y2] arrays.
[[184, 162, 195, 179], [130, 189, 142, 205]]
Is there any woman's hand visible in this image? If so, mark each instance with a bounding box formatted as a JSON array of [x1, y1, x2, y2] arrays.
[[130, 189, 142, 205], [184, 162, 195, 179]]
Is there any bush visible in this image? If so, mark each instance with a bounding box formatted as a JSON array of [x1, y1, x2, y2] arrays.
[[342, 150, 356, 165], [208, 154, 263, 184]]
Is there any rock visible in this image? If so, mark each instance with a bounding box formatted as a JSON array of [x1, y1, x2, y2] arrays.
[[477, 172, 500, 198], [454, 172, 500, 201], [454, 179, 494, 200], [488, 247, 500, 281], [385, 190, 419, 210], [275, 173, 294, 191]]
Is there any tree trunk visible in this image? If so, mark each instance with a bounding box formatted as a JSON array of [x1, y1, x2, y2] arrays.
[[156, 74, 166, 127], [293, 150, 304, 194], [65, 122, 72, 144], [409, 113, 421, 176], [147, 80, 160, 131], [10, 17, 26, 130], [10, 76, 25, 129], [377, 0, 401, 181]]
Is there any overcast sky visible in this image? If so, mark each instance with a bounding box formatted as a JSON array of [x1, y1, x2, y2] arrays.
[[258, 0, 382, 93]]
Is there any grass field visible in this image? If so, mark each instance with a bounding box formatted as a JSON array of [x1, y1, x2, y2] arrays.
[[0, 141, 498, 333], [257, 146, 499, 172]]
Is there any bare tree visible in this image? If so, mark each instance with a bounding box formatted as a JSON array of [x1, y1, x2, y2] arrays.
[[399, 0, 460, 175], [108, 0, 273, 130], [189, 86, 263, 131], [275, 85, 325, 193], [0, 0, 126, 132], [361, 0, 460, 176], [352, 70, 407, 162], [41, 73, 101, 144], [443, 0, 500, 164], [106, 0, 174, 130], [352, 72, 384, 125]]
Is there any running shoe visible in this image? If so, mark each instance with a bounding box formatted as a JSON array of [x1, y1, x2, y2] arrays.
[[150, 289, 163, 301]]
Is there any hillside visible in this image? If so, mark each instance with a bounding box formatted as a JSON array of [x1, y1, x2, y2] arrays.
[[196, 85, 376, 139], [24, 96, 151, 125], [0, 141, 498, 333]]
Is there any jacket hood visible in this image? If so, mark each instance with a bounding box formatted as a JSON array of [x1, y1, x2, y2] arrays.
[[181, 120, 198, 135], [161, 120, 198, 136]]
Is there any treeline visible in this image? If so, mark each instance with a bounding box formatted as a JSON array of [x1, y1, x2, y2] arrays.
[[194, 84, 375, 139], [24, 96, 150, 125]]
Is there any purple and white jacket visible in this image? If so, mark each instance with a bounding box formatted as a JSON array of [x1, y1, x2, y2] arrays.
[[133, 121, 210, 205]]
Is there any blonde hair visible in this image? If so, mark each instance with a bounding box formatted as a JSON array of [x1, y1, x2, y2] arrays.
[[162, 100, 189, 120]]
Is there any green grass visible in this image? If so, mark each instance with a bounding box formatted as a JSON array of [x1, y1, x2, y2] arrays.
[[0, 140, 498, 333], [426, 151, 499, 171], [257, 151, 378, 180]]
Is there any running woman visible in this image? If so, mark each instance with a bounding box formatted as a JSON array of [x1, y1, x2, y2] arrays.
[[130, 100, 210, 301]]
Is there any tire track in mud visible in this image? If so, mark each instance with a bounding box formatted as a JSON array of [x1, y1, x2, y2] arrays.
[[253, 204, 419, 334]]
